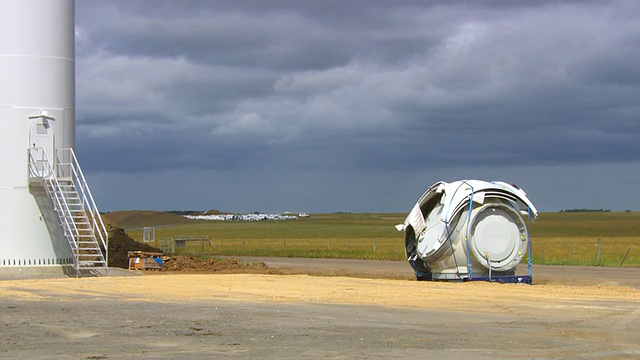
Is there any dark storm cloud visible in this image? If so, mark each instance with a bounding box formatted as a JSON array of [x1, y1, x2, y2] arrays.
[[74, 0, 640, 212]]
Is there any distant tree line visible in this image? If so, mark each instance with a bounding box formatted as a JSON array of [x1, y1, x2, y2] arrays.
[[559, 209, 611, 213]]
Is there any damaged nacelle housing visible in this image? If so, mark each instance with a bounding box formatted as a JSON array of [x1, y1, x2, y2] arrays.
[[396, 180, 538, 283]]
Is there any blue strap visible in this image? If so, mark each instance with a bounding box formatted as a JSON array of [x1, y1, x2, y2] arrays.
[[465, 187, 474, 280]]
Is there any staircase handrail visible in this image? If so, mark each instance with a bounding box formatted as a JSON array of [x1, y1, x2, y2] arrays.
[[27, 147, 80, 252], [27, 146, 53, 178], [57, 148, 109, 264]]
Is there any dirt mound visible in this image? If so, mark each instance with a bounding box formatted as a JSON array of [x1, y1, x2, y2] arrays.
[[106, 221, 162, 268], [103, 218, 267, 273], [160, 256, 268, 273]]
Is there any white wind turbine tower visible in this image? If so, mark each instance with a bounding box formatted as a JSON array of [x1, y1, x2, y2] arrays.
[[0, 0, 108, 276]]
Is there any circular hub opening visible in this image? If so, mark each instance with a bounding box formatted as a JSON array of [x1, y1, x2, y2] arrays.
[[470, 204, 527, 271]]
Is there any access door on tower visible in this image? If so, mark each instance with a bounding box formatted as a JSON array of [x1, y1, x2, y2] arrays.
[[28, 113, 56, 178]]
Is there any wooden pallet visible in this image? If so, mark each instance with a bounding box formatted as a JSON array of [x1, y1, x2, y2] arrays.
[[127, 251, 163, 270]]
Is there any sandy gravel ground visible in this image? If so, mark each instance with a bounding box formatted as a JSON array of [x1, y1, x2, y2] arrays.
[[1, 259, 639, 359]]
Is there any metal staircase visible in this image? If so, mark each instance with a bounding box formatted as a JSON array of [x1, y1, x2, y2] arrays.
[[28, 147, 109, 276]]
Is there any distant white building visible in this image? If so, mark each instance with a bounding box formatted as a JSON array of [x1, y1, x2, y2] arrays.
[[185, 213, 297, 221]]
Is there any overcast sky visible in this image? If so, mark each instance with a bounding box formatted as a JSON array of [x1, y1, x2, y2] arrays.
[[74, 0, 640, 214]]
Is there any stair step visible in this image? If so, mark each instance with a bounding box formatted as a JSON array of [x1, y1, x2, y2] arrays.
[[77, 262, 107, 267], [56, 209, 84, 214], [77, 264, 107, 267]]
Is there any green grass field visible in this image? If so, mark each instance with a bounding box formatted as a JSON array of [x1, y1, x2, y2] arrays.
[[527, 212, 640, 266], [122, 211, 640, 267]]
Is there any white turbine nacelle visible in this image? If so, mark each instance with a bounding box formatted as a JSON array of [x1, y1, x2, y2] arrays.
[[397, 180, 538, 283]]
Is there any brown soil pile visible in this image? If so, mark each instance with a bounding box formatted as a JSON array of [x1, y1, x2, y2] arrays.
[[106, 222, 162, 268], [160, 256, 268, 273], [104, 219, 268, 273]]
